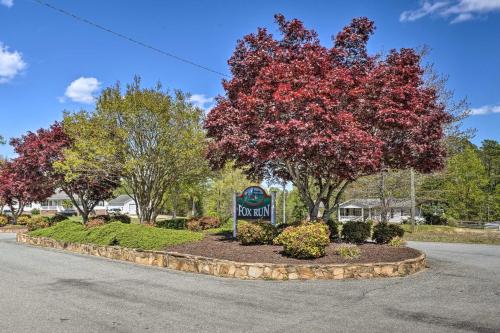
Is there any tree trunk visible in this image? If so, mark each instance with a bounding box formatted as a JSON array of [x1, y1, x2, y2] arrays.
[[410, 168, 416, 232], [379, 169, 388, 223]]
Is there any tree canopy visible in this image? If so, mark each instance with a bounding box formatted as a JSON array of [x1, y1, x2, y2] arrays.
[[205, 14, 451, 220]]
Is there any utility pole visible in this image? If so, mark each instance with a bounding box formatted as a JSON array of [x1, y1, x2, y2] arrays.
[[410, 168, 416, 232]]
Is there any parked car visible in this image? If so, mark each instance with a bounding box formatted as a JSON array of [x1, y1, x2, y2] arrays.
[[484, 222, 500, 230], [59, 208, 77, 217], [107, 208, 122, 214]]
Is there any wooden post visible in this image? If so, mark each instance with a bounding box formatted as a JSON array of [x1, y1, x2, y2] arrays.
[[232, 192, 237, 238], [410, 167, 416, 232]]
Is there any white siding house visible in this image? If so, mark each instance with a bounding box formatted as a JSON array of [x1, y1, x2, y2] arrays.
[[107, 195, 137, 215], [338, 198, 423, 223]]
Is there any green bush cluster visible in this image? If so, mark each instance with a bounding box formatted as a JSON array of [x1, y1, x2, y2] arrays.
[[109, 214, 131, 224], [50, 214, 69, 224], [372, 222, 405, 244], [342, 221, 371, 243], [325, 219, 340, 240], [29, 220, 203, 251], [336, 244, 361, 259], [237, 221, 277, 245], [155, 218, 188, 230], [273, 223, 330, 259]]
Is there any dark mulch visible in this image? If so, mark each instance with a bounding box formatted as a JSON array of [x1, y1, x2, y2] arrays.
[[166, 232, 421, 265]]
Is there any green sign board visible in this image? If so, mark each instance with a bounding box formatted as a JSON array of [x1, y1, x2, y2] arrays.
[[236, 186, 271, 220]]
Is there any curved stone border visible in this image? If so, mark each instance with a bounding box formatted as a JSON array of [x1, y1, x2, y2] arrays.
[[17, 233, 426, 280]]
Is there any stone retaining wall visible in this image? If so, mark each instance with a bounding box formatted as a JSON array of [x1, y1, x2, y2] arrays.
[[17, 233, 426, 280]]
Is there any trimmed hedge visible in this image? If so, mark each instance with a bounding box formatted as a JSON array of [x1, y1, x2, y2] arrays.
[[373, 222, 405, 244], [50, 214, 69, 224], [342, 221, 371, 244], [155, 218, 188, 230], [29, 220, 203, 250], [110, 214, 131, 224], [237, 221, 277, 245], [274, 223, 330, 259], [326, 220, 340, 240]]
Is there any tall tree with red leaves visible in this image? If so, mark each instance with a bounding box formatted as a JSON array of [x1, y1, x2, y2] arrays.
[[205, 15, 451, 220], [0, 124, 67, 224]]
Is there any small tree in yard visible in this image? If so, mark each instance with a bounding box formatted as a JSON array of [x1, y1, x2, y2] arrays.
[[205, 14, 451, 221], [53, 111, 122, 224], [96, 78, 207, 224]]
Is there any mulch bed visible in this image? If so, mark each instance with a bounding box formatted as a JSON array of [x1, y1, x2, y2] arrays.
[[166, 232, 421, 265]]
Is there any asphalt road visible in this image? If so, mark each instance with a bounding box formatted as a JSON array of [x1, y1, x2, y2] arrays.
[[1, 234, 499, 333]]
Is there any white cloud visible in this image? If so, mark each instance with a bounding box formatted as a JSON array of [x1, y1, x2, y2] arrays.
[[62, 77, 101, 104], [188, 94, 214, 110], [0, 0, 13, 8], [470, 104, 500, 115], [400, 0, 500, 23], [0, 42, 26, 83]]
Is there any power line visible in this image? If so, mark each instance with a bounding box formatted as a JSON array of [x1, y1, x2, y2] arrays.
[[31, 0, 230, 78]]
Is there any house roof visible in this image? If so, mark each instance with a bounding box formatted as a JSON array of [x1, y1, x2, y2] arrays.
[[108, 195, 134, 206], [46, 190, 70, 201], [339, 198, 412, 209]]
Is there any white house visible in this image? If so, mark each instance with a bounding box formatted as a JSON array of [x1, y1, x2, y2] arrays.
[[107, 195, 138, 215], [2, 190, 113, 216], [337, 198, 423, 223]]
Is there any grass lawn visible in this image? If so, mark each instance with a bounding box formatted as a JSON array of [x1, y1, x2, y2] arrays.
[[402, 224, 500, 245], [29, 220, 203, 251]]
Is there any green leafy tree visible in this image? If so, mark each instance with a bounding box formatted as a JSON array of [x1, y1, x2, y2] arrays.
[[443, 146, 488, 221], [479, 140, 500, 221], [96, 77, 207, 224], [203, 162, 256, 223]]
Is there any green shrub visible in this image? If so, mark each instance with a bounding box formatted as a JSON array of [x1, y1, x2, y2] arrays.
[[336, 244, 361, 259], [373, 222, 405, 244], [29, 220, 203, 250], [110, 214, 131, 224], [0, 215, 8, 227], [155, 218, 188, 230], [27, 216, 51, 231], [30, 208, 40, 215], [17, 215, 31, 225], [388, 236, 406, 247], [273, 223, 330, 259], [50, 214, 69, 224], [342, 221, 371, 244], [325, 220, 340, 240], [186, 216, 221, 231], [237, 221, 277, 245], [91, 214, 111, 222]]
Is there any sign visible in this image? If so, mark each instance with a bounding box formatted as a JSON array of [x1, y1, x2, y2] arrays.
[[236, 186, 271, 220]]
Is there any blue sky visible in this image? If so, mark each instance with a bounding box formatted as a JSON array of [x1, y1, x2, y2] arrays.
[[0, 0, 499, 157]]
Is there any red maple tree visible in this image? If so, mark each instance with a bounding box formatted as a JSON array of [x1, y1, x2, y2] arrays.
[[205, 15, 451, 220], [0, 124, 66, 223]]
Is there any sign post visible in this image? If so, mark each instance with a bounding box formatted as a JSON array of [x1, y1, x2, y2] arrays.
[[233, 186, 274, 238], [232, 192, 237, 238]]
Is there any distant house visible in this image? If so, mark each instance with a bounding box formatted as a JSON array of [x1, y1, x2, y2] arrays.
[[107, 195, 137, 215], [337, 198, 423, 223]]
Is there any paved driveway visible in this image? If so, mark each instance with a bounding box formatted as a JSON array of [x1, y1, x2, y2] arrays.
[[0, 233, 499, 333]]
